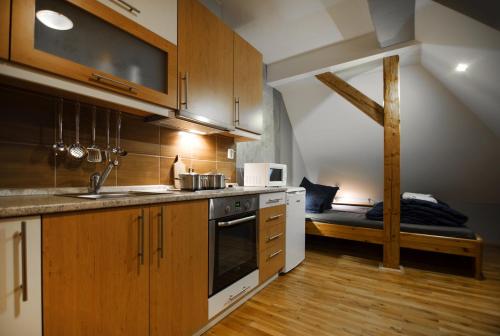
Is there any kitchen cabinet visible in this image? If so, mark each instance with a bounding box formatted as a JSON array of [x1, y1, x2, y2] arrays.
[[0, 216, 42, 336], [178, 0, 235, 131], [97, 0, 177, 44], [42, 207, 150, 336], [10, 0, 177, 108], [150, 200, 208, 336], [43, 200, 208, 336], [234, 33, 263, 134], [0, 0, 9, 59], [259, 205, 286, 283]]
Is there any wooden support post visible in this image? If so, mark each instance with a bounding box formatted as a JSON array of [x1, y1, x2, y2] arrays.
[[316, 72, 384, 126], [382, 55, 401, 269]]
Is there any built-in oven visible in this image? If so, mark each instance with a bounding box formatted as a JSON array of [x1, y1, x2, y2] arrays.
[[209, 195, 259, 297]]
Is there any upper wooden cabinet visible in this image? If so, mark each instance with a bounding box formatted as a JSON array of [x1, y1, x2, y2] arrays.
[[178, 0, 235, 131], [234, 33, 263, 135], [150, 200, 208, 336], [0, 0, 10, 59], [97, 0, 177, 44], [10, 0, 177, 108]]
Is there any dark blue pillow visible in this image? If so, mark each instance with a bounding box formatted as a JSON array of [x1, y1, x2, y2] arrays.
[[300, 177, 339, 212], [304, 188, 327, 213]]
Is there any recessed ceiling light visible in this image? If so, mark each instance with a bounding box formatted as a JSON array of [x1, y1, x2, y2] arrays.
[[455, 63, 469, 72], [36, 10, 73, 31]]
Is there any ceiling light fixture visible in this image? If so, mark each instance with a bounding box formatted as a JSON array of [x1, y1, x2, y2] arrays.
[[36, 10, 74, 30], [455, 63, 469, 72]]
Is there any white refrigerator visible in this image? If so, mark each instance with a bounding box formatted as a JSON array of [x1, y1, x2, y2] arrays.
[[283, 187, 306, 273]]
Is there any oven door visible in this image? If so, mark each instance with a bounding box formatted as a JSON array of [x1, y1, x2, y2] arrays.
[[209, 211, 258, 297]]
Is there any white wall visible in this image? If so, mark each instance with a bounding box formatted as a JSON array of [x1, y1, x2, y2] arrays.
[[278, 63, 500, 244]]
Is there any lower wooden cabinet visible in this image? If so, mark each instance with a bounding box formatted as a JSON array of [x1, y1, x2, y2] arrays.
[[150, 201, 208, 336], [42, 200, 208, 336], [259, 205, 286, 283]]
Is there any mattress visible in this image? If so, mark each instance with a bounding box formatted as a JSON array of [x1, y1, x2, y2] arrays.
[[305, 205, 476, 240]]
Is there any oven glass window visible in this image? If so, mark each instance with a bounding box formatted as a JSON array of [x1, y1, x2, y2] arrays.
[[269, 168, 283, 182], [213, 212, 257, 295]]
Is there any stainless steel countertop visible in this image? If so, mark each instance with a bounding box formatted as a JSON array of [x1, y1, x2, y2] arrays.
[[0, 187, 287, 219]]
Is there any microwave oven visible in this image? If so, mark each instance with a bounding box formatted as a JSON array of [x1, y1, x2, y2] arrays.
[[244, 163, 287, 187]]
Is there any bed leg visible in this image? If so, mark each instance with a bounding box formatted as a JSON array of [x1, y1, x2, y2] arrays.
[[474, 241, 484, 280]]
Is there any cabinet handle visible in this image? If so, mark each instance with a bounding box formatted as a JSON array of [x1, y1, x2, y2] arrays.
[[267, 249, 282, 260], [267, 232, 283, 242], [267, 214, 283, 221], [180, 72, 189, 109], [91, 73, 137, 94], [227, 286, 251, 303], [20, 221, 28, 302], [138, 210, 145, 265], [234, 97, 240, 124], [111, 0, 141, 14], [157, 207, 164, 259], [267, 198, 281, 204]]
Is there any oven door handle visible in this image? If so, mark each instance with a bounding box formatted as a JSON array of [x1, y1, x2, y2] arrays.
[[218, 215, 256, 227]]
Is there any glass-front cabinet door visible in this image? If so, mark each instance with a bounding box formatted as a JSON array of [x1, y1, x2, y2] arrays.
[[10, 0, 177, 108]]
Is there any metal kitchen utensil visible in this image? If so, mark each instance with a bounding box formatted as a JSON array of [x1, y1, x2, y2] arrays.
[[200, 173, 227, 190], [68, 102, 87, 160], [112, 111, 127, 157], [104, 109, 112, 162], [52, 97, 67, 155], [87, 106, 102, 163]]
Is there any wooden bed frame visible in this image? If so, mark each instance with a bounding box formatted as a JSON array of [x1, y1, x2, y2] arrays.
[[306, 220, 484, 279]]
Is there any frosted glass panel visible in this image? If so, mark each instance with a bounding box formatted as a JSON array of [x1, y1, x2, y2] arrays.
[[34, 0, 166, 92]]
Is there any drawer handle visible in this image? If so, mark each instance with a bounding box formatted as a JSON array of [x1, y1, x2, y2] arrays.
[[267, 214, 283, 221], [157, 207, 164, 259], [227, 286, 251, 304], [112, 0, 141, 14], [267, 198, 281, 204], [268, 249, 283, 260], [267, 233, 283, 242], [91, 73, 137, 94]]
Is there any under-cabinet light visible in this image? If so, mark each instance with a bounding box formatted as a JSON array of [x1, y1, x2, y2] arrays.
[[188, 129, 207, 135], [36, 10, 74, 31]]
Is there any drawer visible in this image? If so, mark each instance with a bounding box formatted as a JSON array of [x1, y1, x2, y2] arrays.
[[259, 243, 285, 284], [259, 221, 285, 250], [260, 205, 286, 225], [260, 192, 286, 208]]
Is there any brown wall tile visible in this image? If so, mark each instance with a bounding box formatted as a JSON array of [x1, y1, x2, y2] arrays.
[[216, 135, 236, 163], [56, 157, 114, 188], [191, 135, 216, 161], [217, 162, 237, 182], [120, 113, 160, 156], [191, 160, 217, 174], [0, 143, 54, 188], [160, 128, 190, 159], [117, 154, 159, 186], [160, 157, 175, 185]]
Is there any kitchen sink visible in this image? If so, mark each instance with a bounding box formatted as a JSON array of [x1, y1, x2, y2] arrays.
[[61, 191, 174, 199]]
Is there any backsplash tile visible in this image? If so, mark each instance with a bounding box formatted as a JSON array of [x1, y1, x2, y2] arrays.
[[0, 86, 237, 189]]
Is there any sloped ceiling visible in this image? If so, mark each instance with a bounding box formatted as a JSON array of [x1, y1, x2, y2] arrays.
[[220, 0, 374, 63], [416, 0, 500, 137]]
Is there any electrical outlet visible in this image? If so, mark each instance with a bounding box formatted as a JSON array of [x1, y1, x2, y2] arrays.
[[227, 148, 235, 160]]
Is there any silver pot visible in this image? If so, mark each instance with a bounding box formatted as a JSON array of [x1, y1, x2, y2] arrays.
[[200, 173, 227, 189], [178, 172, 200, 191]]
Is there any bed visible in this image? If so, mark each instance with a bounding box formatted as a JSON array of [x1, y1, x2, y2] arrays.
[[305, 204, 484, 278]]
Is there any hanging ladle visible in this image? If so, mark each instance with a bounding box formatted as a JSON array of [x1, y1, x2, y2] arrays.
[[52, 97, 66, 155], [112, 111, 127, 157], [68, 102, 87, 160]]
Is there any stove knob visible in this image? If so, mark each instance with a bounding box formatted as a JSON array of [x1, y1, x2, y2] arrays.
[[225, 205, 231, 214], [244, 201, 250, 210]]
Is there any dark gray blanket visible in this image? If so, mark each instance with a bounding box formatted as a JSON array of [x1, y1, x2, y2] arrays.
[[366, 198, 468, 227]]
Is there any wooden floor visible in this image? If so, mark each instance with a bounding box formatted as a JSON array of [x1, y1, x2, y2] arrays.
[[205, 237, 500, 336]]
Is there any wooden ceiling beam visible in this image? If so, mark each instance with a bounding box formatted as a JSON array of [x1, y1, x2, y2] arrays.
[[316, 72, 384, 126]]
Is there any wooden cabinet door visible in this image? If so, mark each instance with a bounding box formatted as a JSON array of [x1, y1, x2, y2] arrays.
[[97, 0, 177, 45], [42, 207, 149, 336], [0, 0, 10, 59], [234, 33, 263, 134], [150, 200, 208, 336], [10, 0, 177, 108], [178, 0, 234, 131], [0, 217, 42, 336]]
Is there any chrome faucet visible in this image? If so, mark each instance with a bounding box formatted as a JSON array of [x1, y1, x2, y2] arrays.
[[89, 160, 119, 194]]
